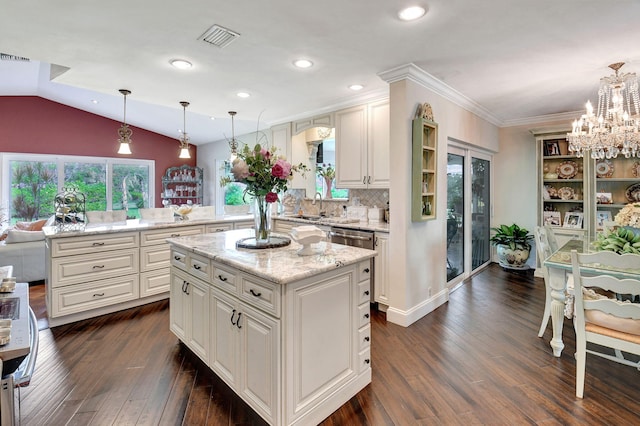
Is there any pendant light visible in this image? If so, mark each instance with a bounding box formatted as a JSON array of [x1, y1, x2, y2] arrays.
[[117, 89, 132, 155], [178, 101, 191, 159], [228, 111, 238, 162]]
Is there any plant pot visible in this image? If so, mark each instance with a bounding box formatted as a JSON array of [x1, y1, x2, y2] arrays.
[[496, 244, 530, 269]]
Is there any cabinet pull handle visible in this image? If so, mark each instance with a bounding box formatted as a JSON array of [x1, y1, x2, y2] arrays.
[[364, 290, 370, 296], [363, 176, 366, 184], [193, 264, 201, 270], [249, 289, 262, 297], [174, 255, 181, 261], [368, 176, 371, 184], [364, 313, 370, 319], [93, 293, 105, 297], [215, 228, 225, 232], [375, 237, 378, 247], [364, 336, 370, 342], [184, 282, 190, 295], [230, 309, 237, 325], [236, 312, 242, 329], [217, 274, 228, 282], [364, 359, 370, 364], [92, 242, 104, 246], [171, 233, 180, 237], [92, 265, 105, 269], [363, 267, 370, 273]]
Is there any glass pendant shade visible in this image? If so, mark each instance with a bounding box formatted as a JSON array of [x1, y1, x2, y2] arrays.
[[179, 147, 191, 159], [228, 111, 238, 161], [178, 101, 191, 159], [117, 89, 132, 155]]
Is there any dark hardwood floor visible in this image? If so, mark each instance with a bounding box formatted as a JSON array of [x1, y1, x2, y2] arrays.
[[21, 264, 640, 425]]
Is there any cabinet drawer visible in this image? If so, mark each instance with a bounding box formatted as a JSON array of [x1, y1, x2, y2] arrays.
[[140, 225, 203, 246], [358, 348, 371, 373], [357, 260, 372, 282], [205, 223, 234, 233], [188, 252, 211, 281], [240, 275, 281, 317], [171, 248, 188, 270], [358, 302, 370, 329], [233, 220, 254, 230], [140, 268, 170, 297], [357, 280, 371, 305], [51, 248, 139, 288], [140, 245, 170, 271], [213, 264, 237, 294], [358, 324, 371, 352], [51, 232, 138, 257], [50, 274, 139, 318]]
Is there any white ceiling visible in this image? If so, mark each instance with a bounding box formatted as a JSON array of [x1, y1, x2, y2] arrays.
[[2, 0, 640, 145]]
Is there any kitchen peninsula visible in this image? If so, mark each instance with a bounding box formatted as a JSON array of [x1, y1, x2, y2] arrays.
[[167, 229, 376, 426], [42, 215, 253, 327]]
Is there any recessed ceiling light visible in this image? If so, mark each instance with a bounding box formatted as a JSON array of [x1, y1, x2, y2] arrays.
[[293, 59, 313, 69], [169, 59, 193, 69], [210, 116, 216, 120], [91, 99, 99, 104], [237, 92, 251, 98], [398, 6, 426, 21], [349, 84, 364, 91]]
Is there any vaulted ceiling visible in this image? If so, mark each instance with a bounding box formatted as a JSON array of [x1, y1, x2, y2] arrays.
[[2, 0, 639, 144]]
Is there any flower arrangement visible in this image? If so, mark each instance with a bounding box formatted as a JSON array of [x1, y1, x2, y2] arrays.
[[221, 144, 307, 203], [316, 163, 335, 181], [614, 202, 640, 228]]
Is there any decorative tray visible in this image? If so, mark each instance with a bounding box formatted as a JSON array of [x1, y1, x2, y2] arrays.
[[595, 159, 614, 178], [556, 160, 578, 179], [236, 236, 291, 249]]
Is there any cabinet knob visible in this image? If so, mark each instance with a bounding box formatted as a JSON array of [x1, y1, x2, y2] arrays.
[[364, 290, 370, 296], [363, 268, 370, 273], [364, 336, 370, 342], [364, 359, 370, 364], [364, 313, 370, 319]]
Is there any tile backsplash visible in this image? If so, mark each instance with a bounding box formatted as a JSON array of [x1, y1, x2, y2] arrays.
[[284, 188, 389, 217]]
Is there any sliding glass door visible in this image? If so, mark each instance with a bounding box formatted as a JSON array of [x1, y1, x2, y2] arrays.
[[447, 145, 492, 287]]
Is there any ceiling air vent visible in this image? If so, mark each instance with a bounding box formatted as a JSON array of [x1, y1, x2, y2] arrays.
[[1, 53, 29, 61], [198, 24, 240, 48]]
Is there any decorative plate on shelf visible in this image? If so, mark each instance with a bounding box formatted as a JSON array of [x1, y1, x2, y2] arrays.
[[632, 161, 640, 178], [546, 186, 558, 199], [595, 159, 614, 178], [556, 160, 578, 179], [626, 182, 640, 202], [557, 187, 575, 200]]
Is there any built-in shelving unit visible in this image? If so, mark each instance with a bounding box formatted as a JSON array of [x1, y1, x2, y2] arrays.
[[412, 118, 438, 221], [161, 165, 203, 205]]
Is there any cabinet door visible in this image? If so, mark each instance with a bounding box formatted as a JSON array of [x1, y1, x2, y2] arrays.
[[188, 278, 210, 362], [374, 232, 390, 305], [169, 272, 187, 341], [210, 289, 240, 388], [335, 105, 368, 188], [270, 122, 291, 160], [239, 304, 279, 423], [367, 100, 390, 188]]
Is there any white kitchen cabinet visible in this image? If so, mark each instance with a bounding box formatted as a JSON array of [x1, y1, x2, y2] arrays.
[[233, 220, 254, 230], [170, 269, 210, 362], [374, 232, 389, 308], [292, 113, 334, 135], [270, 122, 292, 161], [335, 100, 389, 189], [206, 223, 234, 233]]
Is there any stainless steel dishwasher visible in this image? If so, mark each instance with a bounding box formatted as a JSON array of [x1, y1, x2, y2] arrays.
[[329, 227, 375, 302]]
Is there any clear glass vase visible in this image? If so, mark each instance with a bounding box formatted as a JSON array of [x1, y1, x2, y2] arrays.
[[254, 195, 272, 243]]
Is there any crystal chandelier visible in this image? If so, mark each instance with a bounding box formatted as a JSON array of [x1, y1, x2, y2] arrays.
[[567, 62, 640, 159], [178, 101, 191, 159], [228, 111, 238, 161], [117, 89, 132, 155]]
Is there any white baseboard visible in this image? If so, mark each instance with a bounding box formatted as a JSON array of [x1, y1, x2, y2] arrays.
[[385, 288, 449, 327]]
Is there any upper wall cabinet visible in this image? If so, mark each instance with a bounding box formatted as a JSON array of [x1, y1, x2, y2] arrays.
[[292, 113, 334, 135], [270, 122, 292, 160], [335, 100, 390, 189]]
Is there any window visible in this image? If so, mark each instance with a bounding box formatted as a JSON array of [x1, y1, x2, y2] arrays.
[[1, 153, 154, 223]]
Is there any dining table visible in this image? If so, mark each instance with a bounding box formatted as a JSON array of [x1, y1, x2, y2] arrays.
[[543, 237, 640, 357]]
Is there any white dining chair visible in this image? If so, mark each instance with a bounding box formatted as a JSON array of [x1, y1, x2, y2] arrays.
[[570, 249, 640, 398], [534, 226, 553, 337]]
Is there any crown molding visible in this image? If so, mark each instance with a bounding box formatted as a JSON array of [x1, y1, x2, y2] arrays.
[[502, 110, 580, 128]]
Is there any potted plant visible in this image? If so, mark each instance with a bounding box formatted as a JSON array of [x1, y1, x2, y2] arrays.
[[489, 223, 534, 269]]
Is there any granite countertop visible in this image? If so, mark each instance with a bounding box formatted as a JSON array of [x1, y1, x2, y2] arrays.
[[273, 216, 389, 233], [43, 215, 253, 239], [0, 282, 31, 362], [167, 229, 377, 285]]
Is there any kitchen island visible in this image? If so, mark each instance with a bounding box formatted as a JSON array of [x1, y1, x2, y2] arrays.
[[167, 229, 376, 426]]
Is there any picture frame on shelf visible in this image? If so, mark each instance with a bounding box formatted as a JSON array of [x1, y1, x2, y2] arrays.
[[543, 211, 562, 226], [563, 212, 583, 229], [596, 210, 613, 230], [543, 140, 561, 156], [596, 192, 613, 204]]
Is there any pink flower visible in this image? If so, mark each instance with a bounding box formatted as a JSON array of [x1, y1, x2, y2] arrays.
[[260, 148, 271, 159], [271, 159, 291, 179], [265, 192, 278, 203], [231, 159, 249, 180]]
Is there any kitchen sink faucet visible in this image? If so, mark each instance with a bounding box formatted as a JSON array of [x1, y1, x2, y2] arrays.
[[313, 192, 325, 216]]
